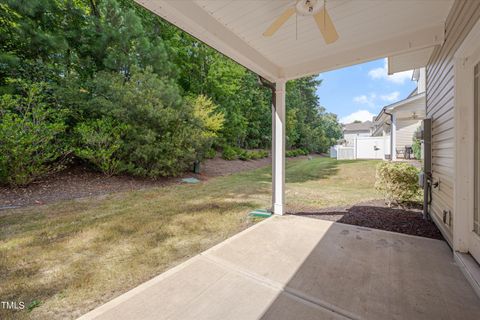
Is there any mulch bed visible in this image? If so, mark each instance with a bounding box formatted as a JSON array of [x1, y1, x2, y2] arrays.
[[202, 156, 271, 177], [0, 156, 273, 210], [289, 200, 444, 240]]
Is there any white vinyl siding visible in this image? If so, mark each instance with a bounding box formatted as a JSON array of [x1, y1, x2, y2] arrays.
[[396, 120, 421, 150], [426, 0, 480, 244]]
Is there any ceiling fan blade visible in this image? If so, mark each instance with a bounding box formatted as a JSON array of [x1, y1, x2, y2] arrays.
[[313, 7, 339, 44], [263, 7, 296, 37]]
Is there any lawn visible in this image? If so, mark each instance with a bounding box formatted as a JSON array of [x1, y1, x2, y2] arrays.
[[0, 157, 380, 319]]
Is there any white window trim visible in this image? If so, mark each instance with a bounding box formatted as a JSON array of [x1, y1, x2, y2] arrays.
[[453, 18, 480, 253]]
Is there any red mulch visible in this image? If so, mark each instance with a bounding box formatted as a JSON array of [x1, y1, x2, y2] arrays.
[[289, 200, 444, 240]]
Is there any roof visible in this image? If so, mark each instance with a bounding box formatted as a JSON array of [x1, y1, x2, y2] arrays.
[[136, 0, 453, 82], [375, 92, 425, 120], [343, 121, 373, 133], [407, 87, 418, 98], [372, 92, 426, 136]]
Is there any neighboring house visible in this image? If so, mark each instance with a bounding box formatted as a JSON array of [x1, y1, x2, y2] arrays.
[[372, 70, 426, 160], [338, 69, 425, 160], [342, 121, 373, 147]]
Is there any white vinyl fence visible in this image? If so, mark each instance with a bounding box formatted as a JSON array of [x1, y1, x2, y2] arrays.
[[336, 147, 355, 160], [331, 136, 390, 160]]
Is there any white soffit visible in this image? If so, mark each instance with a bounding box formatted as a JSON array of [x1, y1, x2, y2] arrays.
[[135, 0, 454, 81], [388, 47, 435, 75]]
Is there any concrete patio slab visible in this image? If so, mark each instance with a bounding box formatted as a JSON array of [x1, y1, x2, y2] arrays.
[[79, 216, 480, 320]]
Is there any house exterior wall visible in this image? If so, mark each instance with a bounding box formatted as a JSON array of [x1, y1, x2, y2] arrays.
[[396, 120, 421, 150], [426, 0, 480, 244]]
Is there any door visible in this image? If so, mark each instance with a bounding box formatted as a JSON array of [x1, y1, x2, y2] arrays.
[[473, 60, 480, 262]]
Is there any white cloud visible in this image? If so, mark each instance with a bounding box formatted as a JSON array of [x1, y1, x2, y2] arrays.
[[353, 93, 377, 108], [339, 110, 376, 124], [352, 90, 401, 113], [368, 59, 413, 84], [380, 91, 400, 102], [353, 95, 369, 104]]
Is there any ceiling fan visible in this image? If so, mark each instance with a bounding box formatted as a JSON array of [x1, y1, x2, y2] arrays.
[[263, 0, 339, 44]]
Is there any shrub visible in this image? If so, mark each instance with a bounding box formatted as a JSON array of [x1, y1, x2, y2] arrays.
[[259, 150, 269, 158], [74, 118, 127, 176], [238, 152, 250, 161], [76, 68, 221, 177], [286, 150, 296, 157], [221, 148, 268, 161], [249, 150, 268, 160], [204, 148, 217, 159], [222, 146, 237, 160], [286, 149, 308, 157], [375, 162, 421, 205], [412, 138, 422, 160], [0, 84, 67, 186]]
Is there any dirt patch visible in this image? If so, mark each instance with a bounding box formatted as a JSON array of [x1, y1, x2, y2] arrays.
[[0, 157, 272, 209], [289, 200, 444, 240], [202, 156, 271, 177]]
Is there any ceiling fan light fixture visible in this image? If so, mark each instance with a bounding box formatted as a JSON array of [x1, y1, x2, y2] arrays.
[[295, 0, 322, 16], [263, 0, 338, 44]]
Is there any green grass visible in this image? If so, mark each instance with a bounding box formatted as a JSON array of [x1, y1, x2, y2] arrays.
[[0, 157, 380, 319]]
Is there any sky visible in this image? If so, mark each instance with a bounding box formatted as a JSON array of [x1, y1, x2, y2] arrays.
[[316, 58, 417, 124]]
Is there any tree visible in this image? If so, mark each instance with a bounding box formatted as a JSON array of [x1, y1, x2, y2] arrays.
[[0, 0, 343, 183], [190, 95, 225, 160], [0, 83, 68, 186]]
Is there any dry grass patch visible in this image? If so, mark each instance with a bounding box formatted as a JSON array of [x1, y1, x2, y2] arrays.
[[0, 157, 378, 319]]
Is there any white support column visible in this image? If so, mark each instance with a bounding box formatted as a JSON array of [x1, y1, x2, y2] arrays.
[[391, 114, 397, 161], [272, 79, 286, 215]]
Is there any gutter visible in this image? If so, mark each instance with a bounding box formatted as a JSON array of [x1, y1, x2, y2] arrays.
[[258, 76, 276, 107]]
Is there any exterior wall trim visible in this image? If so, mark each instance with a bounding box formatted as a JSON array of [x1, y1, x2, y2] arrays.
[[453, 17, 480, 252]]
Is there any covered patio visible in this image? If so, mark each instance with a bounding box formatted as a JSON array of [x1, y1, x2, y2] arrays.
[[79, 216, 480, 319], [78, 1, 480, 319]]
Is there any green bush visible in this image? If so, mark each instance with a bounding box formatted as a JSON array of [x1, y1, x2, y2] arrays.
[[412, 138, 422, 160], [73, 68, 224, 177], [204, 148, 217, 159], [375, 162, 421, 205], [0, 84, 67, 186], [249, 150, 269, 160], [74, 118, 127, 176], [222, 146, 237, 160], [221, 148, 269, 161], [286, 149, 308, 157], [260, 150, 269, 158], [238, 151, 252, 161]]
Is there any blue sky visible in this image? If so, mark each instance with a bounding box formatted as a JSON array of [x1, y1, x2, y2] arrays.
[[316, 58, 417, 124]]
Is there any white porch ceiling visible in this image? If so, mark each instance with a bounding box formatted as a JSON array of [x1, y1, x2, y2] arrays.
[[388, 47, 435, 74], [136, 0, 454, 82]]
